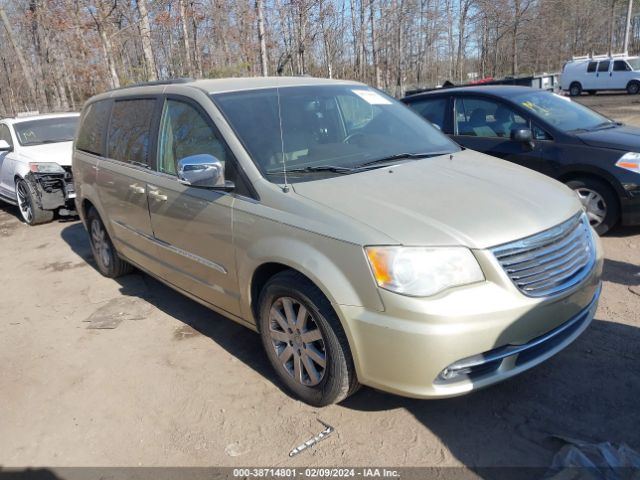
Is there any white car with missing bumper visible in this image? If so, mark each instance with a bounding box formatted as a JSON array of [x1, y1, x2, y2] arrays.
[[0, 112, 79, 225]]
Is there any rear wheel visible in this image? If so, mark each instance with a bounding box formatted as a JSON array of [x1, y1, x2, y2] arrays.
[[569, 82, 582, 97], [566, 177, 619, 235], [15, 178, 54, 225], [627, 81, 640, 95], [258, 270, 359, 406], [86, 207, 133, 278]]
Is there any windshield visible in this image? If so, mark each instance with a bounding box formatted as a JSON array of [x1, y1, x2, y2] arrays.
[[513, 91, 612, 133], [14, 117, 78, 146], [212, 85, 459, 182], [627, 58, 640, 70]]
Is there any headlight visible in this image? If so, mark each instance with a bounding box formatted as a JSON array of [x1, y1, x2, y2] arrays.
[[616, 152, 640, 173], [365, 246, 484, 297], [29, 162, 65, 174]]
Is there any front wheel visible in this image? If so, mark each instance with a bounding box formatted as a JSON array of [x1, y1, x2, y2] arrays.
[[566, 177, 619, 235], [627, 81, 640, 95], [15, 178, 54, 225], [258, 271, 359, 406]]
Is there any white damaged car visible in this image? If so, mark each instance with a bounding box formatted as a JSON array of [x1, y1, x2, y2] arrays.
[[0, 112, 79, 225]]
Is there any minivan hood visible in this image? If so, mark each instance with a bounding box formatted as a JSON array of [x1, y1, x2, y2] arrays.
[[576, 124, 640, 151], [17, 141, 73, 167], [292, 150, 582, 249]]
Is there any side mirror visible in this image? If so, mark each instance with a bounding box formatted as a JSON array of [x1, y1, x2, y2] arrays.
[[510, 128, 534, 149], [0, 140, 11, 152], [177, 154, 234, 190]]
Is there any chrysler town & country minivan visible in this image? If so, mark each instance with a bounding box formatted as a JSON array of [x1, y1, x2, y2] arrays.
[[73, 77, 603, 406]]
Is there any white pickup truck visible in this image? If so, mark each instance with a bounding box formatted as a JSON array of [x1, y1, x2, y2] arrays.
[[0, 112, 79, 225]]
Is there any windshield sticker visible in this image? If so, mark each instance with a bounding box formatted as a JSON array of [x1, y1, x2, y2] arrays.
[[352, 89, 392, 105]]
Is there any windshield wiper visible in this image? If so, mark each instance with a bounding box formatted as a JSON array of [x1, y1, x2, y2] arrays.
[[266, 165, 355, 175], [356, 152, 449, 169], [590, 121, 617, 131]]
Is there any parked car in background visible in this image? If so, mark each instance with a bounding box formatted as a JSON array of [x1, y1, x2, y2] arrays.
[[74, 77, 602, 406], [402, 86, 640, 234], [561, 53, 640, 96], [0, 112, 80, 225]]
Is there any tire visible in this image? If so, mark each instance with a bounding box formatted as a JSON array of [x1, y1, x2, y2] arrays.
[[566, 177, 619, 235], [627, 81, 640, 95], [257, 270, 360, 406], [86, 207, 133, 278], [15, 178, 54, 225], [569, 82, 582, 97]]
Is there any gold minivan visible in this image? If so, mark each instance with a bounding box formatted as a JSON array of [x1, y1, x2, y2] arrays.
[[73, 77, 603, 406]]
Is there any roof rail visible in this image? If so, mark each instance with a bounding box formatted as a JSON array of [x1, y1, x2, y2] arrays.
[[571, 52, 629, 61], [109, 78, 194, 92]]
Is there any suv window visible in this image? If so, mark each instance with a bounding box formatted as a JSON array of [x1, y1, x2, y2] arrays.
[[613, 60, 631, 72], [587, 62, 597, 73], [0, 124, 13, 147], [597, 61, 610, 72], [454, 97, 527, 138], [407, 97, 448, 130], [77, 100, 111, 156], [107, 99, 156, 166], [157, 99, 232, 177]]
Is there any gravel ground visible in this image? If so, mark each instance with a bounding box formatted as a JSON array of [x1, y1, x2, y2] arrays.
[[0, 95, 638, 473]]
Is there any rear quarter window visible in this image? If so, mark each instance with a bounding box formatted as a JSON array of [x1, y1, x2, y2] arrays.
[[76, 100, 111, 156], [407, 97, 448, 130], [107, 99, 156, 166]]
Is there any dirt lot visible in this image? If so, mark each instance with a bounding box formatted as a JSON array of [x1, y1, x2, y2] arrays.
[[1, 95, 639, 472]]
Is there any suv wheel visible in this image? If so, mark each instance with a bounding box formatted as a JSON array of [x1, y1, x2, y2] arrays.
[[569, 82, 582, 97], [87, 207, 133, 278], [15, 178, 54, 225], [258, 270, 359, 406], [627, 81, 640, 95], [566, 177, 619, 235]]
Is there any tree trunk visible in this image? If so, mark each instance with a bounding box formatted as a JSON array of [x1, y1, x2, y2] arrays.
[[370, 0, 381, 88], [179, 0, 194, 77], [136, 0, 158, 80], [0, 7, 37, 106], [256, 0, 269, 76]]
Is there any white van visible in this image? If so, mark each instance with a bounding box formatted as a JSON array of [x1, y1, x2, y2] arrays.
[[561, 54, 640, 96]]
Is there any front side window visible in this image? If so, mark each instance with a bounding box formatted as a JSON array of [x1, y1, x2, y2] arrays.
[[407, 97, 448, 130], [597, 61, 610, 72], [587, 62, 597, 73], [107, 99, 156, 166], [454, 97, 527, 138], [212, 85, 459, 183], [157, 99, 232, 177], [76, 100, 111, 156], [515, 91, 612, 132], [613, 60, 631, 72], [0, 124, 12, 147], [13, 117, 78, 146]]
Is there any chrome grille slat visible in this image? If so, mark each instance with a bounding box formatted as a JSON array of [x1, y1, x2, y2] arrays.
[[507, 238, 589, 277], [491, 214, 596, 298], [497, 221, 584, 266], [509, 242, 589, 280]]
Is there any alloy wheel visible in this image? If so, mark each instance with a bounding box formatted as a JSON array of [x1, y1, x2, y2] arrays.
[[268, 297, 327, 387], [575, 187, 607, 228], [16, 181, 33, 224], [91, 219, 111, 268]]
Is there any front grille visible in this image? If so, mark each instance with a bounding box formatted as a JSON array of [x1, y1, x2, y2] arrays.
[[491, 213, 595, 297]]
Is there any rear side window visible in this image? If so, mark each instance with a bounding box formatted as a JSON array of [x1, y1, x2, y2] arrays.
[[613, 60, 631, 71], [597, 61, 610, 72], [407, 97, 448, 130], [76, 100, 111, 156], [107, 99, 156, 166], [587, 62, 597, 73]]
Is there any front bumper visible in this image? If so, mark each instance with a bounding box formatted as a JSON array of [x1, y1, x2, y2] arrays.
[[25, 168, 75, 212], [338, 239, 603, 399]]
